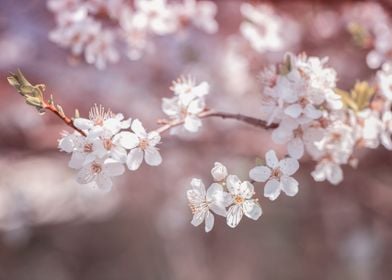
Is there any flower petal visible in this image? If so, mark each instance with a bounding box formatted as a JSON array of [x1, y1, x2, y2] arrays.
[[243, 200, 262, 220], [144, 147, 162, 166], [184, 115, 202, 132], [190, 178, 206, 197], [287, 137, 304, 159], [249, 166, 271, 182], [226, 175, 241, 195], [204, 211, 214, 232], [103, 159, 125, 176], [76, 166, 95, 184], [131, 119, 147, 138], [96, 174, 113, 192], [191, 209, 206, 227], [74, 118, 94, 130], [264, 179, 281, 201], [284, 103, 302, 118], [226, 205, 243, 228], [281, 175, 299, 197], [239, 181, 255, 199], [147, 131, 161, 146], [265, 150, 279, 168], [279, 157, 299, 176], [126, 147, 144, 170], [114, 131, 139, 149]]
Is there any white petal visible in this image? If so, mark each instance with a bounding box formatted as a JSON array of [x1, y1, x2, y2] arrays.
[[147, 131, 161, 146], [68, 152, 85, 169], [238, 181, 255, 199], [304, 104, 322, 119], [193, 81, 209, 97], [184, 115, 202, 132], [131, 119, 147, 138], [144, 147, 162, 166], [242, 200, 262, 220], [226, 175, 241, 195], [96, 174, 113, 192], [327, 164, 343, 185], [190, 178, 206, 196], [126, 148, 144, 170], [287, 137, 304, 159], [74, 118, 94, 130], [204, 211, 214, 232], [279, 158, 299, 176], [76, 166, 94, 184], [281, 176, 299, 197], [211, 162, 228, 181], [284, 104, 302, 118], [114, 131, 139, 149], [191, 209, 206, 227], [103, 159, 125, 176], [249, 166, 271, 182], [264, 179, 281, 201], [265, 150, 279, 168], [226, 205, 243, 228]]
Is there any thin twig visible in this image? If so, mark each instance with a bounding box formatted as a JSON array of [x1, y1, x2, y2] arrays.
[[43, 101, 86, 136], [155, 109, 278, 134]]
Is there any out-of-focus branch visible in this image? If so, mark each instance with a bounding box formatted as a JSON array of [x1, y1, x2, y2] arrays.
[[155, 109, 278, 134]]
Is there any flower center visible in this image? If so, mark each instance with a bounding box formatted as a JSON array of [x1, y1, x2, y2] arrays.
[[91, 162, 102, 174], [272, 168, 282, 178], [83, 143, 93, 153], [234, 195, 245, 205], [103, 139, 113, 150], [139, 139, 149, 150]]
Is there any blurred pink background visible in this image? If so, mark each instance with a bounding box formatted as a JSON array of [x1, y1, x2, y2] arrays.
[[0, 0, 392, 279]]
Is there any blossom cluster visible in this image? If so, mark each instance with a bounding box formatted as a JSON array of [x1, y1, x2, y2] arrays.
[[259, 52, 392, 185], [58, 105, 162, 191], [161, 77, 209, 133], [343, 2, 392, 69], [187, 162, 262, 232], [239, 3, 300, 54], [187, 150, 300, 232], [48, 0, 218, 69]]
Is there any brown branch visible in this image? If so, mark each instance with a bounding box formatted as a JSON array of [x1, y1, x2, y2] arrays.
[[155, 109, 278, 134], [42, 101, 86, 136]]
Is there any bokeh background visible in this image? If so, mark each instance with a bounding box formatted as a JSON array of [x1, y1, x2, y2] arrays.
[[1, 0, 392, 279]]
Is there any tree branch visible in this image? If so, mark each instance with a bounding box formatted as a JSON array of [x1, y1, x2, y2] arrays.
[[42, 101, 86, 136], [155, 109, 278, 134]]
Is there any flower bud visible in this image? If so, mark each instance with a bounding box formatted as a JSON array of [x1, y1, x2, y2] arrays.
[[211, 162, 228, 181]]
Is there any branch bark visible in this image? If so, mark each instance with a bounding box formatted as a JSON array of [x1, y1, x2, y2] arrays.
[[155, 110, 278, 134]]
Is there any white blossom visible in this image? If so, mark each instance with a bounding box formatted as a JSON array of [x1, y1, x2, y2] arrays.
[[225, 175, 262, 228], [162, 77, 209, 133], [249, 150, 299, 201], [115, 119, 162, 170], [76, 158, 125, 192], [187, 178, 229, 232]]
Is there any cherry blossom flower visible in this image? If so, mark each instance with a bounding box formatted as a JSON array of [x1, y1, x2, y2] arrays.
[[76, 158, 125, 192], [115, 119, 162, 170], [240, 3, 284, 53], [249, 150, 299, 201], [187, 178, 229, 232], [172, 0, 218, 33], [162, 77, 209, 133], [225, 175, 262, 228]]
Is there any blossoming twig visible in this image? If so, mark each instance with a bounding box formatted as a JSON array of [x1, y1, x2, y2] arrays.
[[42, 100, 86, 137], [155, 109, 278, 134]]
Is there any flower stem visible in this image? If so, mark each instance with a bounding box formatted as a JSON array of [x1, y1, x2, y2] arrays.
[[155, 109, 278, 134], [42, 101, 86, 136]]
